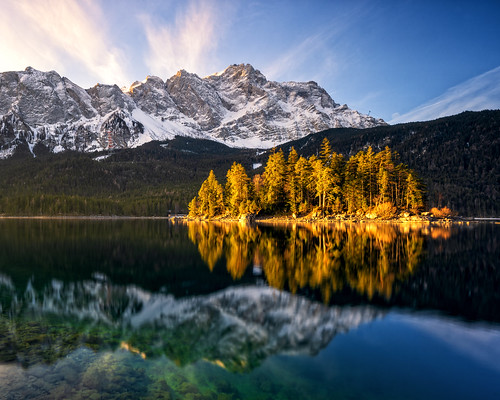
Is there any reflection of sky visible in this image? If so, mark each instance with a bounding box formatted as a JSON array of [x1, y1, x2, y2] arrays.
[[311, 310, 500, 399], [395, 313, 500, 374]]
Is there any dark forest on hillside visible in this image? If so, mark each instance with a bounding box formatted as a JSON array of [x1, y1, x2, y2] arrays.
[[0, 110, 498, 216]]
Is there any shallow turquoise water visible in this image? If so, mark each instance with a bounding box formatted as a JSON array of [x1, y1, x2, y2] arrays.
[[0, 219, 498, 399]]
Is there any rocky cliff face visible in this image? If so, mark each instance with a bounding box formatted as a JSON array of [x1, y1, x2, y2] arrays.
[[0, 64, 386, 157]]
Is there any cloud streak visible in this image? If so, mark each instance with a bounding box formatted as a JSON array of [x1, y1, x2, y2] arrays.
[[0, 0, 130, 87], [140, 0, 232, 79], [403, 314, 500, 374], [390, 66, 500, 124], [260, 4, 375, 106], [263, 31, 339, 83]]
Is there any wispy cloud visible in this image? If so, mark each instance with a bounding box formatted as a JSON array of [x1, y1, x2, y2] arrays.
[[347, 91, 385, 114], [390, 66, 500, 124], [263, 31, 340, 83], [403, 314, 500, 374], [140, 0, 234, 79], [260, 3, 372, 99], [0, 0, 130, 87]]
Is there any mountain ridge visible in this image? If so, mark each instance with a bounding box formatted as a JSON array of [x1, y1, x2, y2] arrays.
[[0, 64, 385, 157]]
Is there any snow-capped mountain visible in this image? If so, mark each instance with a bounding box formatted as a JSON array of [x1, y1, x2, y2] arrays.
[[0, 64, 386, 157]]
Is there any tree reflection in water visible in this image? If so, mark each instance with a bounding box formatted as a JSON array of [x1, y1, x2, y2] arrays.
[[186, 221, 445, 302]]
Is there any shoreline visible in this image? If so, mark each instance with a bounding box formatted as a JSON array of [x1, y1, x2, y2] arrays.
[[184, 212, 500, 224], [0, 214, 498, 224], [181, 215, 500, 225], [0, 215, 173, 220]]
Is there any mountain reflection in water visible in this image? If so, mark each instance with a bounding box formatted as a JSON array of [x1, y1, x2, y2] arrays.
[[0, 276, 379, 371]]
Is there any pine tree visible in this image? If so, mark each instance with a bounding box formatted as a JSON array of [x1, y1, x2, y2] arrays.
[[343, 154, 361, 213], [197, 170, 225, 217], [405, 171, 424, 211], [377, 166, 390, 205], [287, 146, 299, 166], [353, 147, 377, 210], [364, 146, 377, 208], [375, 147, 395, 205], [263, 148, 287, 212], [294, 156, 314, 212], [252, 173, 266, 211], [188, 196, 199, 217], [312, 158, 328, 209], [394, 163, 408, 208], [320, 137, 332, 165], [327, 151, 344, 210], [286, 147, 300, 214], [225, 162, 251, 216]]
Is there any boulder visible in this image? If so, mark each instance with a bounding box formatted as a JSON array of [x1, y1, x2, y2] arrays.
[[238, 213, 255, 224]]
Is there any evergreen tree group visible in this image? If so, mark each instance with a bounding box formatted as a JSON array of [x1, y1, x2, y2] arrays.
[[188, 139, 425, 218]]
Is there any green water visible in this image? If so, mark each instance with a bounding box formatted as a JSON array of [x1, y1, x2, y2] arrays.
[[0, 219, 499, 399]]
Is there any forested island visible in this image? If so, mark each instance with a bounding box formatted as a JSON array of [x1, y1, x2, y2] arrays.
[[188, 138, 436, 221]]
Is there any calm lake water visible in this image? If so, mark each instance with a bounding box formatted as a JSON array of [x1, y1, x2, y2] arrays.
[[0, 218, 499, 399]]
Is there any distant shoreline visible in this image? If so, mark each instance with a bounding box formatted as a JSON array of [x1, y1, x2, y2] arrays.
[[0, 215, 173, 220]]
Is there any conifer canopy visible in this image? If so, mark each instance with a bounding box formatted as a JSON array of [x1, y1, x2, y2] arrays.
[[188, 144, 425, 218]]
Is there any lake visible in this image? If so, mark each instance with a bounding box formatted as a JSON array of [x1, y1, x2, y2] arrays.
[[0, 218, 499, 399]]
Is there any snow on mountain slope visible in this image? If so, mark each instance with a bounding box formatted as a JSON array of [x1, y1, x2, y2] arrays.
[[0, 64, 386, 157]]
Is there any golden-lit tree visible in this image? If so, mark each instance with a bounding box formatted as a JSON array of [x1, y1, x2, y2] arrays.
[[320, 137, 332, 165], [263, 148, 287, 212], [405, 172, 424, 211], [251, 173, 266, 212], [285, 147, 300, 214], [225, 162, 252, 216], [294, 156, 314, 213], [343, 155, 361, 213], [188, 196, 199, 218], [196, 170, 225, 218]]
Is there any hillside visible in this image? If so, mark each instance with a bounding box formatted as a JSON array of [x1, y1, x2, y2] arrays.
[[0, 110, 498, 217], [277, 110, 500, 217], [0, 138, 259, 216]]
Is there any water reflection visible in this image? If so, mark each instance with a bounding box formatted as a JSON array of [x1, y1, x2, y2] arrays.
[[188, 221, 430, 302], [0, 219, 498, 399], [0, 275, 379, 371], [187, 221, 500, 322], [0, 219, 497, 323]]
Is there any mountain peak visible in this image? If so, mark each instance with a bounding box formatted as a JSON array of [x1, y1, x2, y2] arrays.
[[128, 76, 165, 94], [208, 63, 267, 85], [22, 66, 61, 79], [226, 63, 257, 74], [0, 64, 386, 157], [173, 69, 199, 79]]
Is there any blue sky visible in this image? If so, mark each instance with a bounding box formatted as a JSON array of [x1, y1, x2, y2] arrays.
[[1, 0, 499, 123]]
